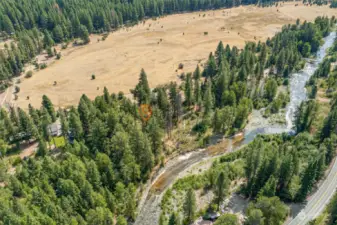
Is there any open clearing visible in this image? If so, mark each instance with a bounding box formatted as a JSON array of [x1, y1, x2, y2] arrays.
[[12, 2, 337, 108]]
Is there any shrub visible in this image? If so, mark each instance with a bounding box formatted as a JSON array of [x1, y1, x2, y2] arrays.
[[40, 63, 47, 69], [12, 157, 22, 166], [204, 31, 208, 35], [47, 47, 54, 57], [178, 63, 184, 69], [193, 121, 207, 134], [25, 71, 33, 78], [102, 33, 109, 41], [34, 62, 40, 70], [91, 74, 96, 80], [61, 43, 68, 49], [15, 86, 20, 93], [56, 53, 61, 60]]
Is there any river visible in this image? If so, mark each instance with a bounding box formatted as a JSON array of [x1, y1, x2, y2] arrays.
[[134, 30, 337, 225]]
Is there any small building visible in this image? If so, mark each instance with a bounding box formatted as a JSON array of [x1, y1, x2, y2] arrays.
[[196, 221, 213, 225], [48, 120, 62, 137]]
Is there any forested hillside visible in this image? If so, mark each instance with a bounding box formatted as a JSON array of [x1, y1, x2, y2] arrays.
[[0, 15, 334, 225]]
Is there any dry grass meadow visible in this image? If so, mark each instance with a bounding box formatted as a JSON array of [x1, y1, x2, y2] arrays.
[[12, 2, 337, 108]]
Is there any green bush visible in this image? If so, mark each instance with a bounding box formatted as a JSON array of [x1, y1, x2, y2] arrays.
[[40, 63, 47, 69], [25, 71, 33, 78], [12, 157, 22, 166], [192, 121, 208, 134]]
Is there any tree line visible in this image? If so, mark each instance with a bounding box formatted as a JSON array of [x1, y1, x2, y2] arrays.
[[0, 0, 279, 90]]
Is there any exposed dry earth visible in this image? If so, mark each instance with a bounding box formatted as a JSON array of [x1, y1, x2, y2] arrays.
[[8, 3, 337, 109]]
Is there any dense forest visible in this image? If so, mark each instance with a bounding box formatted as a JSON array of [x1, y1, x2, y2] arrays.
[[0, 9, 334, 225]]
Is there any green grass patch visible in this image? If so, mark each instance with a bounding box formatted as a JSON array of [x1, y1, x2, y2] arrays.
[[50, 136, 66, 148]]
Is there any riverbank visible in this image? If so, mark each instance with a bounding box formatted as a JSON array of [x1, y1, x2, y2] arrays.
[[135, 28, 337, 225]]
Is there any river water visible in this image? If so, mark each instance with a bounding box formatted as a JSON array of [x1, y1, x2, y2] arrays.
[[134, 31, 336, 225]]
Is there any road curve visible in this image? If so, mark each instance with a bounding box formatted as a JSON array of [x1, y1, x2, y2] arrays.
[[287, 158, 337, 225]]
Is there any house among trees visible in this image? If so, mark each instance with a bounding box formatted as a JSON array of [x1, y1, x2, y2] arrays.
[[47, 120, 62, 136]]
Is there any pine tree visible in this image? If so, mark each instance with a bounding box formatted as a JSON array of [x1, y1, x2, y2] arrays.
[[72, 16, 81, 37], [103, 87, 111, 104], [86, 160, 101, 190], [78, 98, 91, 136], [28, 104, 40, 127], [264, 79, 277, 102], [215, 41, 225, 66], [159, 213, 166, 225], [69, 111, 83, 140], [146, 117, 164, 159], [157, 88, 169, 113], [20, 109, 39, 141], [193, 65, 201, 80], [79, 25, 90, 44], [215, 171, 229, 210], [168, 212, 180, 225], [133, 69, 151, 104], [203, 80, 213, 116], [130, 125, 154, 178], [184, 73, 193, 107], [43, 30, 55, 48], [59, 110, 69, 140], [213, 109, 222, 133], [42, 95, 56, 122], [37, 139, 48, 157], [194, 79, 202, 106], [258, 176, 277, 198], [0, 139, 9, 158], [3, 15, 15, 35], [297, 160, 317, 201], [53, 25, 64, 43], [183, 188, 196, 223], [205, 53, 217, 78]]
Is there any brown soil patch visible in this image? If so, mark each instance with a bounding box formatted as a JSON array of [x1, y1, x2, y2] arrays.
[[14, 3, 337, 109]]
